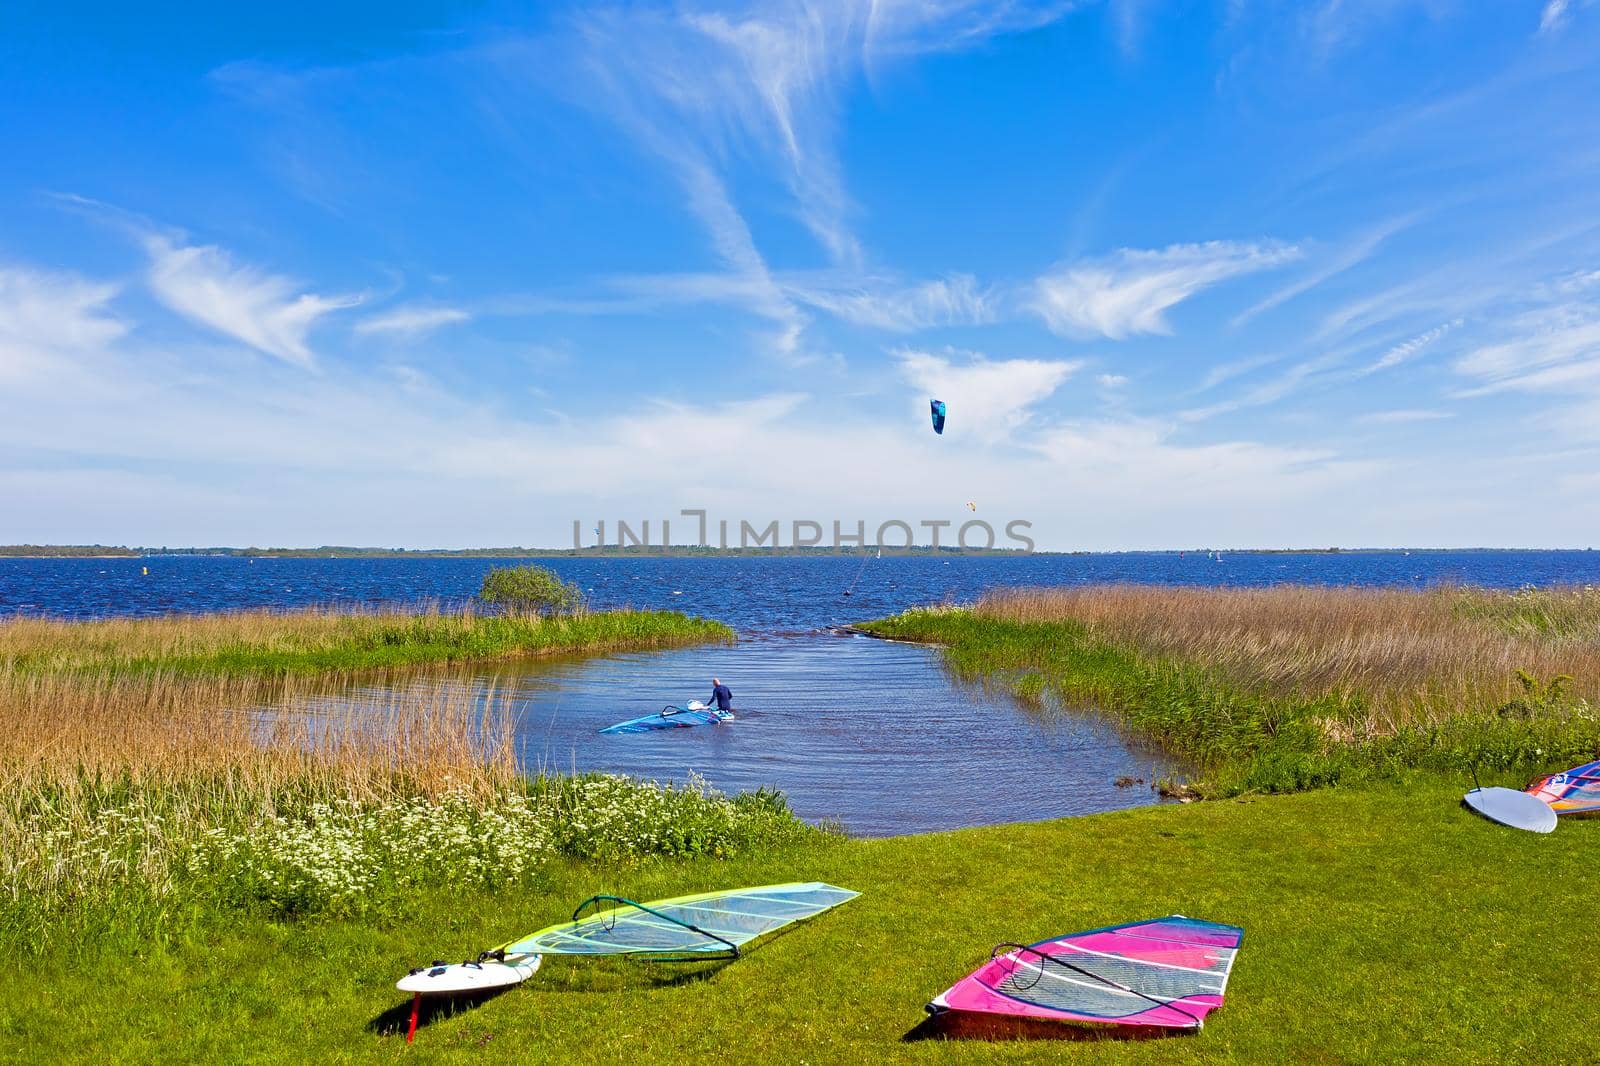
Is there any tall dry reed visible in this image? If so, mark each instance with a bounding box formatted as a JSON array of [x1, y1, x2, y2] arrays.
[[975, 584, 1600, 729], [0, 665, 518, 911], [0, 605, 421, 669]]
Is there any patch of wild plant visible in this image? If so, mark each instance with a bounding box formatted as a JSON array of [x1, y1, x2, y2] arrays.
[[528, 773, 817, 863], [5, 773, 824, 932]]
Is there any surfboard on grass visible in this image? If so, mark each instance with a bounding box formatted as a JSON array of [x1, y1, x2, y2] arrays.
[[1463, 786, 1558, 833], [396, 952, 542, 1043], [397, 952, 542, 995]]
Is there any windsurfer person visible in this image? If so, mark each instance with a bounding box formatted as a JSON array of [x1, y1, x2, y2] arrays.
[[708, 677, 733, 718]]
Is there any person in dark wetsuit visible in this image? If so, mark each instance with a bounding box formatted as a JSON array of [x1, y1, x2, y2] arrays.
[[707, 677, 733, 716]]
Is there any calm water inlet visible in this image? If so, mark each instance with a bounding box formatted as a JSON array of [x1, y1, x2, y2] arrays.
[[437, 632, 1179, 835]]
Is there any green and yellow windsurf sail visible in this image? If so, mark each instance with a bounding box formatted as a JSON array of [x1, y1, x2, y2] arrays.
[[500, 882, 858, 960]]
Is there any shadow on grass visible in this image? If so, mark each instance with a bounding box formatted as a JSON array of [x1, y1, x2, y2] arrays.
[[903, 1011, 1194, 1043], [534, 956, 735, 993], [369, 987, 515, 1039], [371, 958, 737, 1038]]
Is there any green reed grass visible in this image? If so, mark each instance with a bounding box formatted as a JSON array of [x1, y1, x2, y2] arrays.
[[862, 586, 1600, 796], [0, 605, 733, 677]]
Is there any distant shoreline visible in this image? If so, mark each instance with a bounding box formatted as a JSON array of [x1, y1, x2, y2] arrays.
[[2, 545, 1592, 559]]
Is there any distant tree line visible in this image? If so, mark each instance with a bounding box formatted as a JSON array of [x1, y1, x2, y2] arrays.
[[0, 545, 140, 557]]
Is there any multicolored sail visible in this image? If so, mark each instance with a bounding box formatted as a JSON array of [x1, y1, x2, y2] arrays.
[[599, 703, 732, 735], [501, 882, 858, 960], [1527, 758, 1600, 815], [928, 916, 1243, 1031]]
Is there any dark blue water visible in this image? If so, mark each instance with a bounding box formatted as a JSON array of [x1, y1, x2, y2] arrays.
[[4, 551, 1597, 630], [9, 551, 1597, 834]]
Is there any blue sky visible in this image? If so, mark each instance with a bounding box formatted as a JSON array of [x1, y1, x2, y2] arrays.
[[2, 1, 1598, 549]]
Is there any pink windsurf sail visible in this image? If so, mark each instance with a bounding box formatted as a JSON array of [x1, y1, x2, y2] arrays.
[[928, 916, 1244, 1031], [1527, 758, 1600, 815]]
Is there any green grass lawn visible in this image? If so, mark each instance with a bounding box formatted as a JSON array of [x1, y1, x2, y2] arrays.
[[7, 781, 1590, 1064]]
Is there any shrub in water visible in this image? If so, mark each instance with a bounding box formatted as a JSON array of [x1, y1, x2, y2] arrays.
[[478, 565, 585, 615]]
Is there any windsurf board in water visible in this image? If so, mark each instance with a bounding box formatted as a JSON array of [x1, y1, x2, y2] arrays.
[[599, 701, 732, 734], [1463, 786, 1557, 833], [397, 952, 541, 995]]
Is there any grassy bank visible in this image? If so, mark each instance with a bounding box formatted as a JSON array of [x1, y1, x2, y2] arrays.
[[1, 605, 733, 677], [861, 585, 1600, 796], [3, 768, 824, 949], [3, 783, 1592, 1063], [0, 605, 744, 946]]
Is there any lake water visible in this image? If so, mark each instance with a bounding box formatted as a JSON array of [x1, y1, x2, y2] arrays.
[[4, 551, 1596, 629], [5, 551, 1596, 834], [400, 633, 1175, 835]]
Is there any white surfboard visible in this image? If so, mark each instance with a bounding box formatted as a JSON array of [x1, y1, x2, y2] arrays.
[[397, 953, 541, 995], [1463, 786, 1558, 833]]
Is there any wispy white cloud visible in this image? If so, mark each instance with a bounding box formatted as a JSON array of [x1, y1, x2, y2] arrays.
[[1196, 351, 1283, 392], [1453, 305, 1600, 390], [1031, 240, 1302, 339], [895, 347, 1078, 443], [1358, 318, 1461, 375], [861, 1, 1086, 77], [1107, 0, 1150, 58], [355, 305, 470, 338], [785, 273, 997, 330], [1356, 408, 1454, 424], [143, 235, 360, 369], [680, 7, 862, 267], [1233, 213, 1420, 327], [1551, 267, 1600, 295], [535, 1, 1082, 359], [493, 269, 995, 336], [1097, 373, 1129, 388], [1186, 317, 1462, 420], [558, 36, 809, 358], [1540, 0, 1572, 33], [1181, 351, 1341, 422], [547, 3, 861, 363], [0, 265, 126, 385], [1295, 0, 1462, 58]]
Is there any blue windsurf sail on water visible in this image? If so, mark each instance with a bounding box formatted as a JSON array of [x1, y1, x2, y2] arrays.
[[599, 703, 733, 735], [930, 399, 946, 434]]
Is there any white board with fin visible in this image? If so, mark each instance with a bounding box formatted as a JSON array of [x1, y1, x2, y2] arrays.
[[1463, 786, 1557, 833], [397, 953, 541, 995]]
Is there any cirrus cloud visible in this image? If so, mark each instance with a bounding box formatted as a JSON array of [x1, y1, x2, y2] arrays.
[[144, 234, 361, 369], [355, 305, 471, 338], [1031, 240, 1302, 339]]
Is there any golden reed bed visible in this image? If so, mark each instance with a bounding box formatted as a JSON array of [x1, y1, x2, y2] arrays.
[[974, 584, 1600, 729], [0, 667, 518, 908]]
